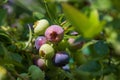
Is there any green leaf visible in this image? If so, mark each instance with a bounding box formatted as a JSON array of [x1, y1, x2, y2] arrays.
[[14, 0, 45, 13], [11, 53, 22, 63], [0, 44, 24, 68], [0, 43, 6, 56], [0, 30, 7, 34], [91, 0, 112, 10], [4, 55, 24, 68], [28, 65, 45, 80], [62, 3, 88, 35], [0, 0, 8, 5], [78, 61, 101, 72], [84, 9, 105, 38], [94, 40, 109, 56], [62, 3, 105, 38], [33, 12, 44, 19], [111, 0, 120, 11], [0, 33, 12, 45], [72, 68, 91, 80], [0, 9, 7, 25], [110, 18, 120, 31]]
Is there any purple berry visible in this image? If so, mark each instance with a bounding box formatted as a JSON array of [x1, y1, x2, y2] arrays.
[[53, 52, 69, 67], [45, 25, 64, 43], [35, 36, 47, 49]]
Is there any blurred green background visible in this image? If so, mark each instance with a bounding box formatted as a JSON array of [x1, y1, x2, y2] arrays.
[[0, 0, 120, 80]]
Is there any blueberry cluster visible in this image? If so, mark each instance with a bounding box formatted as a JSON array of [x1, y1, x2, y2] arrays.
[[33, 19, 70, 71]]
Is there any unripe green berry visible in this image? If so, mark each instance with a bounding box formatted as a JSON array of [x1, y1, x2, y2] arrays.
[[39, 44, 54, 59], [33, 19, 49, 35], [28, 65, 45, 80], [0, 66, 7, 80]]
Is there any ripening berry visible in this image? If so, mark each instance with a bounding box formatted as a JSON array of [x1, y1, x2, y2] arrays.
[[53, 51, 69, 67], [36, 58, 46, 70], [45, 25, 64, 43], [33, 19, 49, 35], [39, 44, 54, 59], [35, 36, 47, 50], [68, 38, 84, 50]]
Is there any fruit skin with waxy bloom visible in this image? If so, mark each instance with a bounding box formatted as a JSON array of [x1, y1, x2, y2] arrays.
[[45, 25, 64, 43], [35, 36, 47, 50], [62, 64, 70, 72], [33, 19, 49, 35], [39, 44, 54, 59], [53, 51, 70, 67]]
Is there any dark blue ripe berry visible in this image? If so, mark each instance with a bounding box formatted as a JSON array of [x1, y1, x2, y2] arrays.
[[53, 52, 69, 67]]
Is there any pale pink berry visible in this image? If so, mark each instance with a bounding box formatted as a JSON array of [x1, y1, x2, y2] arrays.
[[45, 25, 64, 43]]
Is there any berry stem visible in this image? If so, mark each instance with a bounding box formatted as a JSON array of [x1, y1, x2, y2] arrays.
[[23, 24, 33, 50]]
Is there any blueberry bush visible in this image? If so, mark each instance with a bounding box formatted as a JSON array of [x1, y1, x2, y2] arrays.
[[0, 0, 120, 80]]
